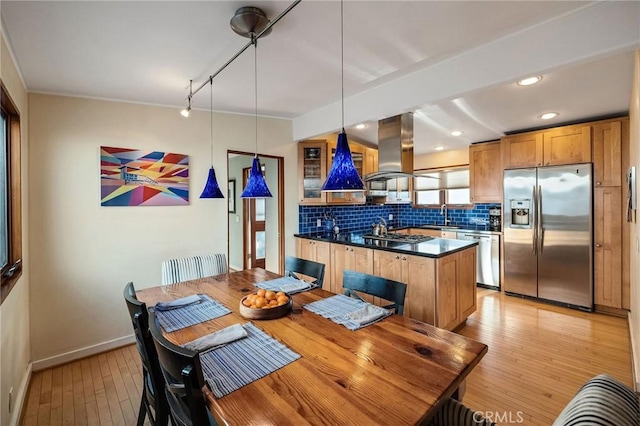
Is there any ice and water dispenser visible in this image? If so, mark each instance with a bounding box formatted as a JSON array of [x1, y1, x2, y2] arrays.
[[510, 199, 531, 227]]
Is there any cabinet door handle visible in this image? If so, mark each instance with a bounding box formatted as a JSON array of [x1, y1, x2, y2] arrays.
[[395, 255, 400, 259], [402, 256, 407, 261], [596, 182, 601, 186], [595, 243, 602, 247]]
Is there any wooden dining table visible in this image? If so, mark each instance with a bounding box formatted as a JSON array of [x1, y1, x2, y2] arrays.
[[136, 268, 488, 425]]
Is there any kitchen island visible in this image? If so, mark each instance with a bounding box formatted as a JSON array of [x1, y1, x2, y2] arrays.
[[294, 231, 478, 331]]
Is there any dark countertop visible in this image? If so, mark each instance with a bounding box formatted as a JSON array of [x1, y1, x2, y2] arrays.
[[416, 224, 502, 235], [294, 231, 478, 259]]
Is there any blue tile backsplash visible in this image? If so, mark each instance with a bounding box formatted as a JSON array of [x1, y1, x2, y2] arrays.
[[298, 203, 501, 234]]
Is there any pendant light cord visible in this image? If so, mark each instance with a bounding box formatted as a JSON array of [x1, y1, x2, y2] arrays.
[[254, 34, 259, 158], [341, 0, 344, 133], [210, 78, 214, 166]]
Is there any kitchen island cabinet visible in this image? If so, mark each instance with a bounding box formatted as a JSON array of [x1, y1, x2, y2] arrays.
[[294, 234, 478, 331], [295, 237, 332, 291], [373, 247, 476, 331]]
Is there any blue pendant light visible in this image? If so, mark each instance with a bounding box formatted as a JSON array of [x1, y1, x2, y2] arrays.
[[241, 156, 273, 198], [321, 0, 365, 193], [200, 78, 224, 198], [321, 130, 364, 192], [241, 35, 272, 198]]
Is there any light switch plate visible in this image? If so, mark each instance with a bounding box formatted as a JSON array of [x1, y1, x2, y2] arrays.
[[317, 219, 322, 227], [389, 214, 393, 220]]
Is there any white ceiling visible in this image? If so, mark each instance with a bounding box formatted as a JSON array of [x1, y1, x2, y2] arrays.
[[2, 1, 639, 155]]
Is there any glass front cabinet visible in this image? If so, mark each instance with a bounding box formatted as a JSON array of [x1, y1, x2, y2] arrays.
[[297, 139, 369, 205]]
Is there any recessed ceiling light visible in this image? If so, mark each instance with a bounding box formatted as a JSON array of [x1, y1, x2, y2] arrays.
[[517, 76, 542, 86], [450, 130, 463, 137], [355, 123, 366, 130], [538, 112, 559, 120], [435, 146, 445, 151]]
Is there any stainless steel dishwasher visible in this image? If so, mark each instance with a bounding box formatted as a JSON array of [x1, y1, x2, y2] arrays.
[[457, 231, 500, 289]]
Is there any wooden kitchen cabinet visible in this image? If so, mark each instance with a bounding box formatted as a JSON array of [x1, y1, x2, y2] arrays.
[[295, 237, 332, 291], [326, 140, 367, 204], [501, 132, 543, 169], [330, 244, 374, 297], [542, 125, 591, 166], [298, 141, 327, 205], [592, 120, 622, 187], [373, 246, 476, 331], [501, 124, 591, 169], [594, 186, 622, 308], [365, 147, 378, 174], [469, 140, 502, 203]]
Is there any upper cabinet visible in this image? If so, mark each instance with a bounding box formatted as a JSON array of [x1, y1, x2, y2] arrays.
[[469, 140, 502, 203], [501, 124, 591, 169], [592, 120, 623, 187], [298, 138, 377, 205], [298, 140, 327, 205]]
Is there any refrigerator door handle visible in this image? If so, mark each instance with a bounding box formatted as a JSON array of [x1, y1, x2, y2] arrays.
[[532, 185, 537, 255], [538, 185, 543, 255]]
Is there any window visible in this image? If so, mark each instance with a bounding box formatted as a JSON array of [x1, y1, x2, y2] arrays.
[[1, 82, 23, 304], [413, 167, 472, 207]]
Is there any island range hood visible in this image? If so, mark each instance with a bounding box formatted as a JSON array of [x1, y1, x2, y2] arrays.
[[364, 113, 416, 182]]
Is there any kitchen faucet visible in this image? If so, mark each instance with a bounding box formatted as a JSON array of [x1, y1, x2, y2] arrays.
[[440, 203, 450, 226]]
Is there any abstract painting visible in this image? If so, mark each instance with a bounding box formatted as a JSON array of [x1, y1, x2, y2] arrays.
[[100, 146, 189, 206]]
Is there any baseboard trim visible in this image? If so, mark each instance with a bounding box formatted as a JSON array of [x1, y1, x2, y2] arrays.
[[629, 312, 640, 391], [11, 362, 32, 426], [32, 334, 136, 372]]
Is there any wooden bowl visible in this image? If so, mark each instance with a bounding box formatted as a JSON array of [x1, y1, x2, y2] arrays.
[[239, 295, 293, 320]]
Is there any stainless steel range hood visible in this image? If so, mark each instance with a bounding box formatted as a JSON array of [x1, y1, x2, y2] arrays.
[[364, 113, 416, 182]]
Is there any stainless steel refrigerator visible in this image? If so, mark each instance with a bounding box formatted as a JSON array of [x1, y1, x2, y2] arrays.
[[503, 164, 593, 310]]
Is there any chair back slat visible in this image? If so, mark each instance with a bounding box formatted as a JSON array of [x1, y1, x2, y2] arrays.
[[123, 282, 170, 426], [162, 254, 228, 285], [342, 270, 407, 315], [148, 311, 212, 426], [284, 256, 325, 288]]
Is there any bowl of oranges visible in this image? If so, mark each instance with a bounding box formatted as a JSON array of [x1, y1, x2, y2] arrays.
[[239, 288, 292, 320]]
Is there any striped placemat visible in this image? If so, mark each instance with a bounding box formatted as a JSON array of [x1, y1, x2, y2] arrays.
[[153, 295, 231, 333], [254, 276, 314, 294], [200, 323, 301, 398], [303, 294, 392, 331]]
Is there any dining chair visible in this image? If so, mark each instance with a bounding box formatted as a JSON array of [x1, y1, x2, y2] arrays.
[[123, 282, 170, 426], [284, 255, 325, 288], [161, 253, 228, 285], [342, 270, 407, 315], [148, 310, 217, 426], [424, 397, 497, 426]]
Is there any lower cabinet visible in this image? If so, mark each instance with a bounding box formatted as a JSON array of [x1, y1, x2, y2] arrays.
[[330, 244, 373, 296], [295, 238, 332, 291], [373, 246, 477, 331]]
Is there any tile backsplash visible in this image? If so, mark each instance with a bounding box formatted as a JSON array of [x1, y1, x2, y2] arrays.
[[298, 203, 501, 234]]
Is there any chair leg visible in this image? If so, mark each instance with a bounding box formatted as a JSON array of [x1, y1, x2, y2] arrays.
[[137, 394, 147, 426]]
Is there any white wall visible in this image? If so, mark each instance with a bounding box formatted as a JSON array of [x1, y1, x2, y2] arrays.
[[0, 32, 31, 426], [27, 94, 294, 364], [629, 50, 640, 389]]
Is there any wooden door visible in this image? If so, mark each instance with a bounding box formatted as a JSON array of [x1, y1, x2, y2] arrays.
[[373, 250, 403, 283], [594, 187, 622, 308], [501, 132, 543, 169], [592, 121, 622, 187], [542, 125, 591, 166], [313, 241, 332, 291], [330, 243, 350, 294], [469, 141, 502, 203]]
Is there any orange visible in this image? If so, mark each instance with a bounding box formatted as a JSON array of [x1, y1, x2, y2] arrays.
[[269, 299, 278, 306], [242, 298, 252, 307], [256, 289, 266, 297], [276, 291, 286, 298], [265, 290, 276, 301], [254, 296, 267, 308], [277, 295, 289, 304]]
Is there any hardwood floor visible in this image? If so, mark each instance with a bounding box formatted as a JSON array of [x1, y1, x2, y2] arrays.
[[21, 345, 150, 426], [459, 289, 634, 425], [21, 289, 633, 425]]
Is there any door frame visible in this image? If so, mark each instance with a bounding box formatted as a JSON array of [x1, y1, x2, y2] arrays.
[[228, 150, 285, 274]]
